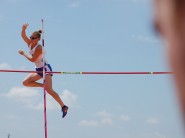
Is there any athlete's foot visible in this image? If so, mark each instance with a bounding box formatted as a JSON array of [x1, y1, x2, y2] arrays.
[[62, 105, 68, 118]]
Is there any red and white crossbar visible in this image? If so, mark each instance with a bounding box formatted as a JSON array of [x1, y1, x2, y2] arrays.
[[0, 70, 173, 74]]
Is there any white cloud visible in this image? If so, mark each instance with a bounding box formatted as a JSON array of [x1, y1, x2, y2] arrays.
[[146, 118, 160, 125], [78, 110, 134, 128], [132, 35, 159, 44], [28, 89, 78, 110], [5, 87, 39, 98], [154, 132, 167, 138], [3, 87, 78, 110], [78, 117, 113, 127], [119, 115, 131, 122], [79, 110, 114, 127], [27, 95, 59, 110], [130, 0, 151, 3], [100, 118, 113, 126], [0, 62, 27, 70], [138, 132, 167, 138], [4, 86, 39, 104], [97, 111, 113, 126], [97, 110, 113, 118], [78, 120, 99, 127], [0, 62, 12, 69], [28, 102, 44, 110], [60, 89, 78, 107], [68, 2, 80, 8]]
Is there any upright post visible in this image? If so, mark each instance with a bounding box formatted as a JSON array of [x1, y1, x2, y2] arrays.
[[42, 19, 47, 138]]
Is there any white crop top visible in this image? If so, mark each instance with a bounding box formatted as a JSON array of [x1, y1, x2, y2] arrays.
[[29, 43, 47, 68]]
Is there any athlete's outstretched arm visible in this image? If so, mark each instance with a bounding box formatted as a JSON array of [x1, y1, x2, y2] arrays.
[[21, 23, 31, 46]]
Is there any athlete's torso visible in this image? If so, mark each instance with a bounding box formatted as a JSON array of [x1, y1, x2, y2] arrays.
[[29, 43, 47, 68]]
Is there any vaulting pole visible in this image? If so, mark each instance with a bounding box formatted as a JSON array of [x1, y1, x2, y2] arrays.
[[41, 19, 48, 138]]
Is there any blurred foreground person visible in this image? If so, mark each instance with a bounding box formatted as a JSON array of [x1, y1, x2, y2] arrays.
[[153, 0, 185, 123]]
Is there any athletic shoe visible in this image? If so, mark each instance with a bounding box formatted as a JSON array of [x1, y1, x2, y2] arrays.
[[62, 105, 68, 118]]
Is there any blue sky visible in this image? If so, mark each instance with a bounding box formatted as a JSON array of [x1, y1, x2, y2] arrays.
[[0, 0, 184, 138]]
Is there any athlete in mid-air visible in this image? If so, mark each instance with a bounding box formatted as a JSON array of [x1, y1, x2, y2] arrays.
[[19, 23, 68, 118]]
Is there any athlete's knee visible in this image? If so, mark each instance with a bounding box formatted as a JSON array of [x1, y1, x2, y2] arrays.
[[22, 79, 30, 86]]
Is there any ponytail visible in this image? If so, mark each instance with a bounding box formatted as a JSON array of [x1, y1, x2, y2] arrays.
[[33, 30, 42, 38]]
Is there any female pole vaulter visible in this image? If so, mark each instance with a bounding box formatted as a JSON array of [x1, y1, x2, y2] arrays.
[[19, 23, 68, 118]]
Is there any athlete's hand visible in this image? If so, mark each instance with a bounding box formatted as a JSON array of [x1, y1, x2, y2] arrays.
[[22, 23, 29, 30], [19, 50, 25, 55]]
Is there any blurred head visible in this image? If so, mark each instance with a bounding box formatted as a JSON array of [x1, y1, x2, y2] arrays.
[[153, 0, 185, 39]]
